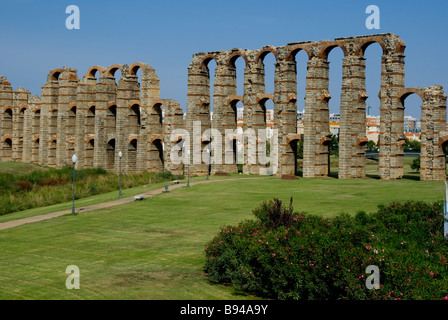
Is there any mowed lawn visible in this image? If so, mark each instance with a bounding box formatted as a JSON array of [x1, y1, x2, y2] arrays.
[[0, 158, 447, 300]]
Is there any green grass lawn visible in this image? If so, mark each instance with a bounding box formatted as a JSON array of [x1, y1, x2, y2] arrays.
[[1, 156, 447, 299]]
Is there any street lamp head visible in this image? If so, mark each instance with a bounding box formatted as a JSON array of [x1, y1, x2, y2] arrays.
[[118, 151, 122, 158], [72, 154, 77, 164]]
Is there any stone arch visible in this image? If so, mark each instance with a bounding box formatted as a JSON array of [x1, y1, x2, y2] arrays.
[[228, 52, 249, 68], [128, 62, 154, 76], [256, 47, 279, 63], [149, 137, 164, 171], [358, 39, 387, 57], [84, 137, 95, 168], [83, 66, 105, 80], [106, 138, 116, 171], [286, 45, 312, 61], [150, 100, 168, 126], [200, 54, 219, 70], [2, 137, 12, 161], [127, 138, 138, 172], [398, 88, 425, 105], [318, 41, 347, 60], [129, 102, 141, 128], [49, 69, 63, 82], [105, 64, 123, 78]]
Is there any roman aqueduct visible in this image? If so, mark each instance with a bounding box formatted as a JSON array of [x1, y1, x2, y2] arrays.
[[0, 33, 446, 180]]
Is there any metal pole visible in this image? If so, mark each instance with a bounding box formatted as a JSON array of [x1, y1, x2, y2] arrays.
[[444, 181, 448, 239], [72, 161, 76, 215], [207, 149, 210, 180], [119, 156, 122, 198], [187, 150, 190, 187]]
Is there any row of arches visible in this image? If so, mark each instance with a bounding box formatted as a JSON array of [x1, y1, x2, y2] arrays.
[[187, 34, 447, 180]]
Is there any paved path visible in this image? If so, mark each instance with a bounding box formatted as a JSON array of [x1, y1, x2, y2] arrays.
[[0, 177, 263, 231]]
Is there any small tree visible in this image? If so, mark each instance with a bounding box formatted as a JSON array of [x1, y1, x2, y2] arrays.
[[329, 135, 339, 156], [366, 140, 377, 152], [296, 140, 303, 159], [410, 157, 420, 172]]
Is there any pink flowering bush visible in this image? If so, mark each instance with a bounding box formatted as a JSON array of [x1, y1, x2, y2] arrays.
[[204, 198, 448, 300]]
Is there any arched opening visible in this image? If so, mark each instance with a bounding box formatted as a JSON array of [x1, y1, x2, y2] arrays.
[[327, 46, 344, 177], [205, 58, 217, 115], [86, 106, 95, 139], [32, 138, 39, 163], [402, 93, 422, 179], [149, 138, 164, 171], [106, 139, 116, 171], [49, 109, 58, 142], [48, 138, 57, 167], [67, 106, 77, 157], [128, 139, 138, 173], [2, 108, 13, 133], [153, 103, 164, 127], [258, 97, 274, 169], [85, 139, 94, 168], [225, 138, 240, 173], [289, 138, 301, 176], [233, 56, 246, 97], [85, 67, 101, 83], [135, 68, 143, 100], [109, 67, 122, 86], [261, 51, 276, 95], [2, 138, 12, 161], [107, 104, 117, 135], [290, 49, 309, 116], [363, 42, 383, 178], [129, 104, 141, 135]]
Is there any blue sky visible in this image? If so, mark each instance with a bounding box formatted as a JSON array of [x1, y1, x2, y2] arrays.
[[0, 0, 447, 118]]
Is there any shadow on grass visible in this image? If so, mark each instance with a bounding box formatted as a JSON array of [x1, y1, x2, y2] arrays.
[[402, 174, 420, 181]]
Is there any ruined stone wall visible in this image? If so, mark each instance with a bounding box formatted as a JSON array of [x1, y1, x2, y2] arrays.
[[0, 63, 185, 175], [185, 33, 447, 181], [1, 33, 446, 181]]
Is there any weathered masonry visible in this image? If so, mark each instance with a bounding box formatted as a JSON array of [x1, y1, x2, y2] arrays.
[[186, 33, 447, 180], [0, 63, 184, 175], [0, 34, 447, 180]]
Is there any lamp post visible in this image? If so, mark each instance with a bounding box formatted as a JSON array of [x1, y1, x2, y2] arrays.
[[187, 149, 190, 187], [206, 148, 210, 180], [118, 151, 122, 198], [71, 154, 77, 215]]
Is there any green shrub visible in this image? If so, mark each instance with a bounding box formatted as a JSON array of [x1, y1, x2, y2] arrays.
[[410, 157, 420, 172], [0, 167, 183, 216], [204, 199, 448, 300]]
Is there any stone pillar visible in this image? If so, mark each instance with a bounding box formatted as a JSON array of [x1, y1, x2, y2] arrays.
[[303, 56, 331, 177], [57, 67, 79, 167], [94, 72, 117, 171], [213, 61, 237, 174], [76, 72, 99, 169], [274, 57, 297, 176], [379, 52, 406, 179], [186, 57, 212, 175], [420, 85, 447, 180], [12, 88, 29, 162], [243, 53, 265, 175], [339, 54, 368, 178], [39, 72, 59, 166], [0, 76, 14, 162], [163, 99, 184, 175]]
